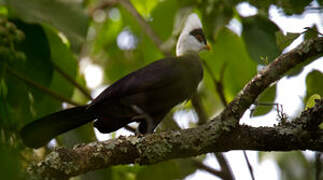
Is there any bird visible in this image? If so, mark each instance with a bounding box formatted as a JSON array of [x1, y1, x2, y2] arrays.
[[20, 13, 209, 148]]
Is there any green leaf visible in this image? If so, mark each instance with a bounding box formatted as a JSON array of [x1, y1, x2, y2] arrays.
[[319, 0, 323, 6], [136, 159, 196, 180], [304, 70, 323, 105], [5, 72, 33, 128], [252, 84, 277, 116], [150, 0, 178, 41], [304, 25, 319, 40], [279, 0, 312, 15], [259, 151, 313, 180], [0, 143, 21, 179], [201, 28, 257, 102], [201, 1, 233, 38], [130, 0, 159, 18], [242, 15, 281, 64], [0, 78, 7, 97], [7, 0, 89, 52], [305, 94, 321, 110], [11, 20, 53, 105], [31, 25, 78, 118], [275, 31, 300, 51], [319, 122, 323, 129]]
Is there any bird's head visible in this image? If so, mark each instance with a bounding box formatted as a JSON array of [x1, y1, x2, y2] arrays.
[[176, 13, 209, 56]]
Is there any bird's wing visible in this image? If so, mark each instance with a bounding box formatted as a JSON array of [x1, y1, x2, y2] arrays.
[[89, 56, 190, 107]]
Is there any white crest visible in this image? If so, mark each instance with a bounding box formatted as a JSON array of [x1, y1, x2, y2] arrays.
[[182, 13, 202, 34], [176, 13, 206, 56]]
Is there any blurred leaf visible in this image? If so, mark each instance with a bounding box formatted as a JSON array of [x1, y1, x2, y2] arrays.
[[201, 1, 233, 38], [57, 123, 96, 148], [259, 151, 313, 180], [137, 159, 195, 180], [31, 25, 78, 118], [252, 84, 277, 116], [279, 0, 312, 15], [304, 70, 323, 105], [7, 0, 89, 52], [319, 122, 323, 129], [319, 0, 323, 6], [304, 25, 319, 40], [150, 0, 178, 41], [0, 5, 8, 15], [4, 73, 33, 129], [201, 28, 257, 102], [101, 6, 163, 84], [305, 94, 321, 110], [130, 0, 159, 18], [3, 20, 52, 126], [275, 31, 300, 51], [0, 78, 7, 97], [242, 15, 281, 64], [105, 164, 142, 180], [0, 143, 22, 179], [11, 20, 53, 102]]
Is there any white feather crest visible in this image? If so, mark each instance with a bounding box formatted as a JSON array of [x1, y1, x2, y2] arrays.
[[182, 13, 202, 33]]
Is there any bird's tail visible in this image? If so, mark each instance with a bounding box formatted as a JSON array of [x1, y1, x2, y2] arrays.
[[20, 105, 94, 148]]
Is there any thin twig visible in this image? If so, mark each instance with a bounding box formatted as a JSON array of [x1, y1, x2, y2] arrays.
[[53, 64, 92, 100], [243, 151, 255, 180], [194, 160, 224, 178], [119, 0, 171, 56], [191, 93, 234, 179], [191, 93, 208, 125], [201, 60, 256, 180], [88, 0, 118, 16], [7, 66, 80, 106], [215, 153, 234, 180], [202, 60, 228, 107], [315, 152, 322, 180]]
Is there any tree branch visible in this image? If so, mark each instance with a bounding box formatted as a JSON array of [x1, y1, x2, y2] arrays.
[[27, 37, 323, 179], [53, 63, 92, 100], [220, 37, 323, 122], [6, 66, 80, 106], [193, 160, 224, 178], [28, 99, 323, 179]]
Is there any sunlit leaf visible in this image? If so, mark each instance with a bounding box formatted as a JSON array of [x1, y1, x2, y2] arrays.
[[304, 70, 323, 105], [305, 94, 321, 110], [130, 0, 159, 18]]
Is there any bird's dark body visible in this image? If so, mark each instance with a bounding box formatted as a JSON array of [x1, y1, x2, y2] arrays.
[[20, 53, 203, 148]]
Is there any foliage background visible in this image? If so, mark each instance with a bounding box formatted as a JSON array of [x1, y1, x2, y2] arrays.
[[0, 0, 322, 179]]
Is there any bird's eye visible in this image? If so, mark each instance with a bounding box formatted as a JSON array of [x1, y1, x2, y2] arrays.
[[194, 34, 204, 42]]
